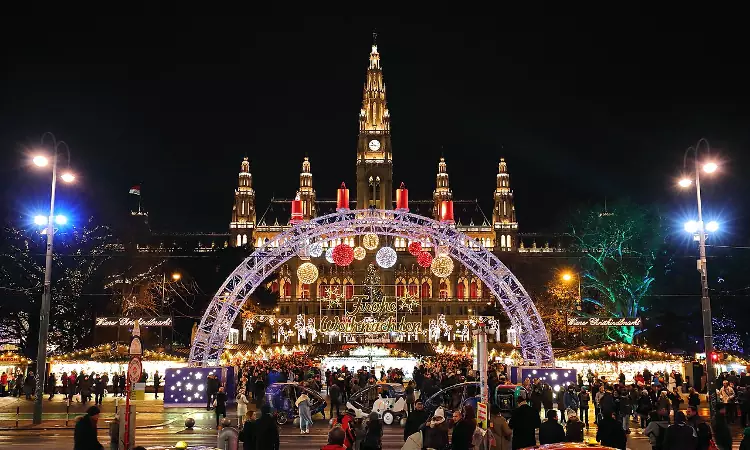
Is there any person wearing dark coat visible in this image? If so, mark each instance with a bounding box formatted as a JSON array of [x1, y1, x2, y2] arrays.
[[111, 373, 119, 397], [509, 395, 541, 449], [254, 376, 265, 407], [47, 372, 57, 400], [118, 372, 125, 397], [239, 413, 257, 450], [214, 386, 228, 429], [663, 411, 697, 450], [361, 412, 383, 450], [254, 404, 280, 450], [403, 400, 428, 441], [153, 371, 161, 399], [450, 409, 475, 450], [565, 413, 586, 442], [74, 405, 104, 450], [713, 406, 733, 450], [329, 382, 342, 419], [539, 409, 566, 445], [23, 372, 35, 400], [93, 376, 105, 405], [596, 412, 627, 450], [206, 374, 219, 410]]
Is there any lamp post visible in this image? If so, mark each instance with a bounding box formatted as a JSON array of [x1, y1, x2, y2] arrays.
[[31, 132, 75, 425], [560, 271, 582, 345], [160, 272, 181, 348], [678, 138, 718, 417]]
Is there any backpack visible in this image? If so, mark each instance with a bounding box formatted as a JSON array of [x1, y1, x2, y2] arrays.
[[654, 424, 667, 448]]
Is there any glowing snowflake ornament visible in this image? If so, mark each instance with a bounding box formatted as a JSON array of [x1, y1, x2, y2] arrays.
[[376, 247, 397, 268], [325, 247, 334, 264], [309, 242, 323, 258], [362, 233, 379, 250]]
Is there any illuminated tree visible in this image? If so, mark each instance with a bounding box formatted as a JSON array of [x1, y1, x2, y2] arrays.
[[0, 218, 115, 355], [568, 200, 668, 343], [713, 315, 743, 354]]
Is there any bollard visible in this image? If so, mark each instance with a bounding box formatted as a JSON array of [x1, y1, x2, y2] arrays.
[[66, 401, 70, 426], [16, 406, 19, 428]]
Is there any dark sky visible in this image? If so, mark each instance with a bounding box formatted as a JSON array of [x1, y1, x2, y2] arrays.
[[2, 15, 749, 238]]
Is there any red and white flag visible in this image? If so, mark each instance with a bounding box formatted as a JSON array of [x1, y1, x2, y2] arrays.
[[129, 185, 141, 195]]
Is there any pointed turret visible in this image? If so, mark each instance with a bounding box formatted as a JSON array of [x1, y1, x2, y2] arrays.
[[298, 156, 316, 219], [230, 157, 256, 247], [432, 157, 453, 219], [493, 158, 518, 250]]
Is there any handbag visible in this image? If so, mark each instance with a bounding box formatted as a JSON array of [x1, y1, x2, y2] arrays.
[[708, 439, 719, 450]]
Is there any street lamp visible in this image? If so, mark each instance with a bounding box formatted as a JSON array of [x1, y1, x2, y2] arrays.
[[560, 271, 582, 344], [678, 138, 718, 416], [161, 272, 182, 348], [31, 132, 75, 424]]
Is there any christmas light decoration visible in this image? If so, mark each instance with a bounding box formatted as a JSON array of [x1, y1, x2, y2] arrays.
[[435, 245, 449, 257], [431, 255, 454, 278], [376, 246, 397, 268], [362, 233, 379, 250], [296, 262, 319, 284], [353, 246, 366, 260], [325, 247, 334, 264], [417, 251, 433, 268], [399, 294, 420, 313], [332, 243, 354, 266], [408, 241, 422, 256], [309, 242, 323, 258]]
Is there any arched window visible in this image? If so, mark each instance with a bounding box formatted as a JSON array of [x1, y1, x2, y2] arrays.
[[470, 281, 478, 299], [345, 282, 354, 299], [439, 281, 448, 299], [301, 284, 310, 299], [457, 282, 466, 299], [282, 279, 291, 298], [242, 234, 248, 245], [396, 282, 405, 297], [271, 280, 279, 293], [236, 235, 242, 247], [408, 283, 418, 297], [421, 281, 431, 299], [318, 281, 328, 298], [507, 235, 512, 248]]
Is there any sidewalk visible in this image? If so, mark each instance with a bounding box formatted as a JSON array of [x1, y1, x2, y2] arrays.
[[0, 394, 209, 431]]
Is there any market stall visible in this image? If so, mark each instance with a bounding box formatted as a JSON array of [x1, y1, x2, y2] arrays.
[[556, 343, 684, 383], [49, 343, 187, 386], [0, 348, 32, 377]]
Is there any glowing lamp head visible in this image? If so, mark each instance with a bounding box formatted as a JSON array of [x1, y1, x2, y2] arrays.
[[54, 215, 67, 225], [706, 221, 719, 232], [172, 273, 182, 281], [61, 172, 76, 183], [684, 220, 699, 234], [678, 178, 692, 188], [703, 162, 718, 173], [33, 155, 49, 167], [34, 215, 47, 226], [561, 273, 572, 282]]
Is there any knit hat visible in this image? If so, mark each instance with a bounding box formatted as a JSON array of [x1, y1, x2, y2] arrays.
[[86, 406, 100, 416]]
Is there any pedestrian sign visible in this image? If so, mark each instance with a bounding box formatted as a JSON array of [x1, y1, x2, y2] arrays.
[[477, 401, 488, 429]]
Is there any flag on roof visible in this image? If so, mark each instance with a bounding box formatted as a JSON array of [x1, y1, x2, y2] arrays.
[[129, 185, 141, 195]]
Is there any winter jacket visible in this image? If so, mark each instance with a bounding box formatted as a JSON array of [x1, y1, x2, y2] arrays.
[[509, 403, 540, 449], [73, 416, 104, 450], [566, 419, 585, 442], [663, 422, 697, 450], [538, 419, 565, 445], [596, 415, 627, 449], [644, 419, 670, 446]]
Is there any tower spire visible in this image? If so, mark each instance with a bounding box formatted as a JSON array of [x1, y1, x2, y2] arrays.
[[493, 157, 518, 250], [360, 39, 389, 131], [230, 156, 255, 247], [298, 156, 316, 219], [433, 157, 453, 219]]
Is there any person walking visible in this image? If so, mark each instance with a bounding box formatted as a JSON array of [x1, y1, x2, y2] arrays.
[[47, 372, 57, 400], [686, 405, 712, 450], [239, 411, 257, 450], [713, 404, 733, 450], [578, 386, 591, 429], [597, 411, 627, 450], [23, 371, 35, 400], [667, 387, 683, 419], [644, 410, 670, 450], [214, 386, 228, 429], [153, 371, 161, 399], [539, 409, 566, 445], [718, 380, 736, 424], [296, 391, 313, 434], [563, 385, 579, 425], [404, 380, 416, 415], [489, 405, 511, 450], [321, 426, 347, 450], [662, 411, 697, 450], [361, 411, 383, 450], [329, 381, 342, 419], [74, 406, 104, 450], [423, 411, 450, 450], [236, 387, 249, 427], [509, 392, 540, 449], [100, 373, 109, 397], [254, 404, 280, 450], [94, 375, 105, 406], [207, 374, 219, 411], [403, 399, 428, 441], [118, 372, 125, 397], [450, 408, 475, 450], [565, 413, 585, 442], [111, 373, 119, 398]]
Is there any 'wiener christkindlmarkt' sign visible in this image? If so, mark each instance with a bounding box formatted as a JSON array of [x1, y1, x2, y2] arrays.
[[567, 317, 642, 327], [95, 317, 173, 327]]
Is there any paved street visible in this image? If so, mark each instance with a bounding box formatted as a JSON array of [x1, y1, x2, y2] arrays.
[[1, 394, 747, 449]]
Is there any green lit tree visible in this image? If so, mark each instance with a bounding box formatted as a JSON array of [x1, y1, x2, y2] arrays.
[[568, 200, 669, 343]]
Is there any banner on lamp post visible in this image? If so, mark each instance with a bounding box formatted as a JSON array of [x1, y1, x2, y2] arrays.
[[567, 317, 641, 327]]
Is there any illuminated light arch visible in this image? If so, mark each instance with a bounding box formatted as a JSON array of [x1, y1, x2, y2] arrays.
[[189, 209, 553, 366]]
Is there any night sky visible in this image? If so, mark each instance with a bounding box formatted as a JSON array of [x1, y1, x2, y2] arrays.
[[2, 15, 749, 238]]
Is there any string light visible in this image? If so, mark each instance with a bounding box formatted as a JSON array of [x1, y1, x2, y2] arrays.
[[417, 251, 433, 268], [325, 247, 334, 264], [376, 246, 397, 268], [408, 241, 422, 256], [332, 244, 354, 266], [431, 255, 454, 278], [297, 262, 319, 284], [309, 242, 323, 258], [435, 245, 449, 257], [362, 233, 379, 250], [353, 246, 366, 260]]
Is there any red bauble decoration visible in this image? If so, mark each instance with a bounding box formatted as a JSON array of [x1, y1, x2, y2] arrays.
[[417, 251, 433, 268], [332, 244, 354, 266], [408, 241, 422, 256]]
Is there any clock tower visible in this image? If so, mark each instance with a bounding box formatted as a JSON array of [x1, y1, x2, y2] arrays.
[[356, 35, 393, 210]]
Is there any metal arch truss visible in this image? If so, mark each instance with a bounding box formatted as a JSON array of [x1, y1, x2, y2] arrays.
[[189, 209, 554, 367]]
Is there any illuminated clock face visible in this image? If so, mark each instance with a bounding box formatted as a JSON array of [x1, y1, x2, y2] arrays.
[[368, 139, 381, 151]]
